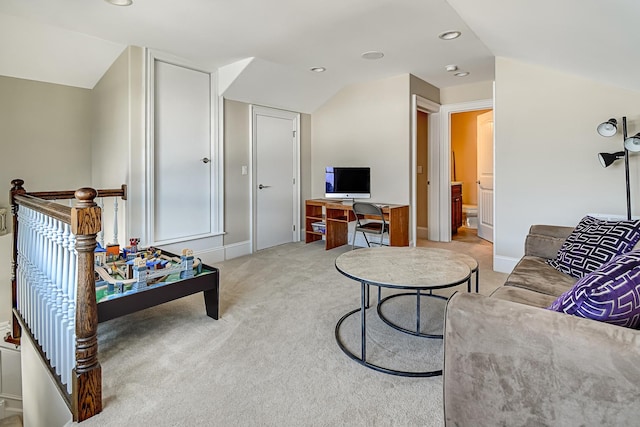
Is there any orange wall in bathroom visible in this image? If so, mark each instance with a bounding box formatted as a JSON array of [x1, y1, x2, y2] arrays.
[[451, 109, 491, 206]]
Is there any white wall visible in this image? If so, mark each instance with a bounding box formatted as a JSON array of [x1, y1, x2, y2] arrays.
[[494, 57, 640, 269], [311, 74, 411, 204]]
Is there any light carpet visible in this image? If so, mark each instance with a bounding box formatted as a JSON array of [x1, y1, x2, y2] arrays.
[[69, 239, 506, 427]]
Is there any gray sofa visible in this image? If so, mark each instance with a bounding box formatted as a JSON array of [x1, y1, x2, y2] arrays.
[[443, 225, 640, 426]]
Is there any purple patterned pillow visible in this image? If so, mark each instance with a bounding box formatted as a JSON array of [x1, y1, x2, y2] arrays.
[[548, 250, 640, 328], [547, 216, 640, 279]]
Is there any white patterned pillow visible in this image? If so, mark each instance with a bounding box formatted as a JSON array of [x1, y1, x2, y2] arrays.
[[547, 216, 640, 279]]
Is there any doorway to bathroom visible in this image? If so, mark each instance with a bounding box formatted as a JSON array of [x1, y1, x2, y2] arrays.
[[450, 109, 494, 243]]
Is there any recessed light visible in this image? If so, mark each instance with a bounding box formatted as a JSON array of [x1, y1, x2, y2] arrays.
[[454, 71, 470, 77], [361, 51, 384, 60], [445, 64, 458, 72], [310, 67, 326, 73], [105, 0, 133, 5], [438, 31, 461, 40]]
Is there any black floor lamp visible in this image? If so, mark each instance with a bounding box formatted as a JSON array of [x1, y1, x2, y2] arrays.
[[597, 116, 640, 220]]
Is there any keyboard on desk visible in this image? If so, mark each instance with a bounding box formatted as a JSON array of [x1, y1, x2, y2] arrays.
[[338, 200, 388, 208]]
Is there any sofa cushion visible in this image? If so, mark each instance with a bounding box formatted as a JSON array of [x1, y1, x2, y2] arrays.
[[548, 250, 640, 328], [490, 286, 559, 309], [525, 225, 574, 260], [547, 216, 640, 279], [505, 256, 576, 297]]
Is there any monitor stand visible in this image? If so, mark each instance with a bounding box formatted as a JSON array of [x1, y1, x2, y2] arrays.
[[341, 199, 355, 206]]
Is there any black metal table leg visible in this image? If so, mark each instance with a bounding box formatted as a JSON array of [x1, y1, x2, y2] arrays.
[[361, 281, 367, 362]]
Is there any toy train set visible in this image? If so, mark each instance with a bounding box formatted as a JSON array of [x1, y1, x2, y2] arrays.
[[94, 239, 205, 303]]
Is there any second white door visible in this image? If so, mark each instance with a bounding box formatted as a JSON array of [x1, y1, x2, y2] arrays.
[[477, 110, 494, 242], [253, 106, 300, 251]]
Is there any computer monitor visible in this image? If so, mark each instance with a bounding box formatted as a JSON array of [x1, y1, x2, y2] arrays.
[[325, 167, 370, 199]]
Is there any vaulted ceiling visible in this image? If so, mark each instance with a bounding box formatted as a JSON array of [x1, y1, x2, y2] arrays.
[[0, 0, 637, 112]]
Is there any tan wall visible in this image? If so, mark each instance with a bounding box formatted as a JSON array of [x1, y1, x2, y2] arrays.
[[495, 57, 640, 265], [441, 81, 493, 104], [92, 47, 129, 247], [299, 112, 312, 236], [223, 99, 251, 244], [410, 74, 440, 104], [416, 111, 429, 228], [0, 75, 92, 325], [451, 109, 491, 205], [311, 74, 412, 204]]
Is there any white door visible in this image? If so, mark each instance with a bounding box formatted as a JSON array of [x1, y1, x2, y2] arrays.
[[253, 107, 300, 251], [153, 60, 212, 243], [477, 110, 494, 242]]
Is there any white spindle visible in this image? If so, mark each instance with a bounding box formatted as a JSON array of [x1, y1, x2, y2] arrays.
[[58, 223, 71, 379], [45, 217, 61, 370], [65, 232, 78, 393], [32, 209, 41, 335], [44, 215, 56, 358], [14, 205, 77, 393], [36, 211, 46, 342], [37, 213, 49, 347], [52, 222, 69, 375]]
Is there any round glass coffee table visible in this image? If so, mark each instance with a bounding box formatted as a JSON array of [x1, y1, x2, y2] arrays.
[[334, 246, 475, 377]]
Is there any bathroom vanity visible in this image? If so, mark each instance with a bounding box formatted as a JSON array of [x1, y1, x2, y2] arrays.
[[451, 182, 463, 234]]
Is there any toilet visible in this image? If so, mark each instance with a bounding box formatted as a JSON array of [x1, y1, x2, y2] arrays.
[[462, 204, 478, 229]]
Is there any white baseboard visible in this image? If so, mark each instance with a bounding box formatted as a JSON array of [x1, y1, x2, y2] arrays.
[[0, 395, 23, 418], [192, 247, 226, 265], [224, 241, 251, 260], [161, 240, 252, 265], [494, 255, 519, 274], [417, 226, 428, 240], [0, 323, 21, 418]]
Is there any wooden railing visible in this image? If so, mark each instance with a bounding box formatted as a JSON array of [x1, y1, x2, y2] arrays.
[[6, 179, 126, 422]]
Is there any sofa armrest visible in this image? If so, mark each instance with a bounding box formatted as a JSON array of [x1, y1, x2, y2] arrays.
[[525, 224, 573, 259], [443, 293, 640, 426]]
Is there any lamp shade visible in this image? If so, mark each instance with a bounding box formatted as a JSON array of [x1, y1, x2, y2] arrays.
[[624, 132, 640, 152], [598, 151, 625, 168], [597, 118, 618, 137]]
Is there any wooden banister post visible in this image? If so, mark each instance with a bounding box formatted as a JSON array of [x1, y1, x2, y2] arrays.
[[71, 188, 102, 421], [6, 179, 26, 346]]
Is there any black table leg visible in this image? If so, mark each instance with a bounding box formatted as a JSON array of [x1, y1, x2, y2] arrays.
[[361, 281, 367, 362]]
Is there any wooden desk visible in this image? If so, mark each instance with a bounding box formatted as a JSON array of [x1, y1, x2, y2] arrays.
[[305, 199, 409, 250]]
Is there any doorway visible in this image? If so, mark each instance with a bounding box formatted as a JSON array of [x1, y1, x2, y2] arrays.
[[411, 95, 440, 246], [251, 106, 300, 251], [416, 110, 429, 239], [450, 109, 494, 243]]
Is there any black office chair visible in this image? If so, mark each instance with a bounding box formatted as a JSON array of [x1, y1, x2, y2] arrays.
[[352, 202, 389, 249]]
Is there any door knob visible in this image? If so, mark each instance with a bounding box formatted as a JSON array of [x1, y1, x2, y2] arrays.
[[258, 184, 271, 189], [201, 158, 210, 164]]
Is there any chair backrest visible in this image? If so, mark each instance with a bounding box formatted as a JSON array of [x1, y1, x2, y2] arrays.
[[352, 202, 384, 220]]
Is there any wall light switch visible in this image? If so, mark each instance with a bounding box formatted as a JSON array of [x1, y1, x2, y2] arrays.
[[241, 166, 248, 175], [417, 165, 423, 174]]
